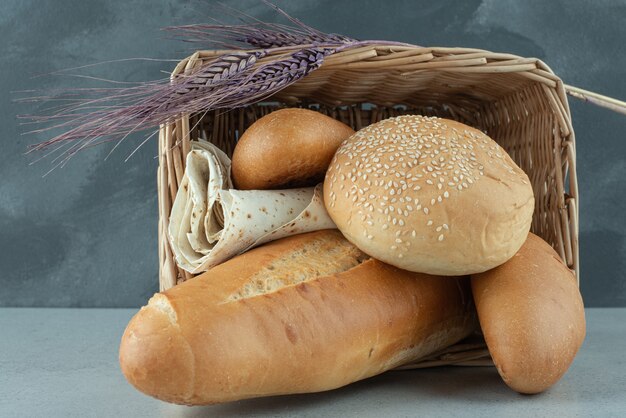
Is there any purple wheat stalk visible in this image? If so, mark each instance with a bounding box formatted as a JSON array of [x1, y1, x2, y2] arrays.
[[18, 2, 366, 163], [216, 48, 332, 107]]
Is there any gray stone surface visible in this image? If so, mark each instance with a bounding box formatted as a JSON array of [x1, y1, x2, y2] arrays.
[[1, 307, 625, 417], [0, 0, 625, 307]]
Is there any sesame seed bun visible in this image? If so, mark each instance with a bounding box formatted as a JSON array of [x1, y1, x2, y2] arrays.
[[323, 115, 534, 275]]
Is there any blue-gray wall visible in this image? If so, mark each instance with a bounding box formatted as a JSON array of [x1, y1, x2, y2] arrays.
[[1, 0, 624, 307]]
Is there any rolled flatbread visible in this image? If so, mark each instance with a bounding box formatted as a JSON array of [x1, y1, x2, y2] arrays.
[[168, 141, 336, 274]]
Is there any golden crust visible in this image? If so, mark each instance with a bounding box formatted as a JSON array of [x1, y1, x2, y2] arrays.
[[232, 108, 354, 190], [471, 233, 586, 394], [119, 230, 476, 405], [119, 296, 196, 404]]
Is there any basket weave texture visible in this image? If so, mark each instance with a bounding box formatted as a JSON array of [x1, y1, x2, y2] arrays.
[[156, 45, 578, 367]]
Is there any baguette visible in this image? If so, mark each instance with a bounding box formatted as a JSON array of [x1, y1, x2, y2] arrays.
[[471, 233, 586, 394], [120, 230, 476, 405]]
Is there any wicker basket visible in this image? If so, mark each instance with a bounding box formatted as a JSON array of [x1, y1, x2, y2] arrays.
[[157, 45, 579, 368]]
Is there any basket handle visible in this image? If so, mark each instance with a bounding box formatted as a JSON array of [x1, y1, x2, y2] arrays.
[[565, 84, 626, 116]]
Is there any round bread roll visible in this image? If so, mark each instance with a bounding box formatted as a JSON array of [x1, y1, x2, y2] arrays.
[[324, 115, 534, 275], [471, 233, 585, 394], [232, 108, 354, 190]]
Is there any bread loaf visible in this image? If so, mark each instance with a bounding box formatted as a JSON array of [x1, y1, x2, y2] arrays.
[[232, 108, 354, 190], [120, 230, 476, 405], [471, 233, 585, 394], [324, 115, 534, 275]]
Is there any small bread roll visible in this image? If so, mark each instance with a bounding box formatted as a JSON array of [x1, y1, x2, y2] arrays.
[[232, 108, 354, 190], [324, 115, 534, 275], [471, 233, 586, 394]]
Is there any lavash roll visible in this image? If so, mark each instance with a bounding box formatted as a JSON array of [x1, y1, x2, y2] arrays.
[[168, 141, 335, 273]]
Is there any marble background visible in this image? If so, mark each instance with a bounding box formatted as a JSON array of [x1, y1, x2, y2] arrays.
[[0, 0, 624, 306]]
